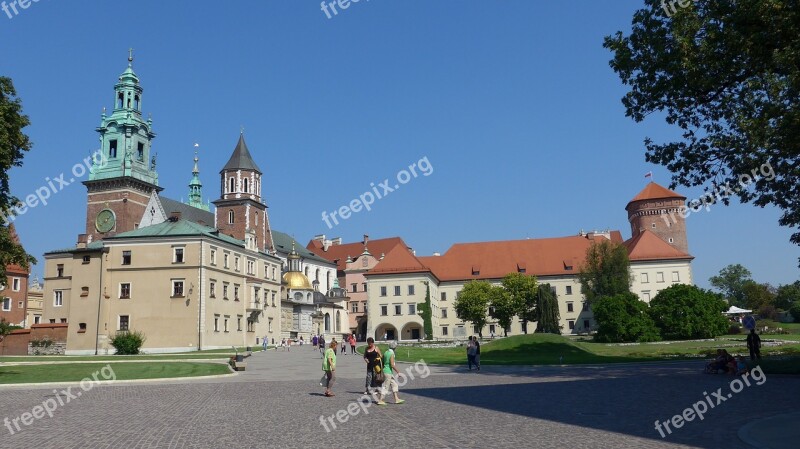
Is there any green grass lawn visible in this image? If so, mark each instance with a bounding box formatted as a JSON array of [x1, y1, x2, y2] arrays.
[[0, 353, 235, 363], [0, 362, 232, 384]]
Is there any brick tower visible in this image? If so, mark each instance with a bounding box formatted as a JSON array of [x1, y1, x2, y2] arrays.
[[625, 182, 689, 254]]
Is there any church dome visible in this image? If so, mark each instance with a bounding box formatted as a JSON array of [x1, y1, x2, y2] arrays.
[[283, 271, 313, 290]]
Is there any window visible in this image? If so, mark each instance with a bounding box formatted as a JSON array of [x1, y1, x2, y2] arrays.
[[489, 324, 496, 334], [668, 237, 674, 243], [582, 301, 589, 312], [224, 316, 229, 332], [109, 139, 118, 158], [362, 283, 367, 292], [394, 286, 401, 296], [60, 318, 67, 323], [271, 291, 276, 307], [568, 320, 575, 330], [173, 248, 184, 263], [120, 283, 131, 299], [34, 316, 41, 324], [80, 286, 89, 297], [565, 285, 573, 295], [210, 281, 216, 298], [380, 305, 388, 316], [656, 272, 665, 283], [54, 291, 63, 307], [57, 264, 64, 277], [351, 302, 359, 313], [137, 142, 144, 161], [362, 302, 367, 313], [268, 317, 273, 333], [441, 292, 446, 301], [229, 178, 235, 193], [214, 315, 220, 332], [172, 280, 185, 297], [237, 315, 242, 331], [18, 301, 23, 308], [122, 251, 131, 265], [408, 304, 416, 315], [119, 315, 129, 331], [351, 283, 357, 293], [243, 178, 249, 193], [672, 271, 680, 282], [235, 256, 240, 271], [78, 323, 87, 333], [247, 260, 255, 276], [394, 304, 402, 315], [224, 253, 230, 269], [380, 286, 387, 297], [551, 286, 557, 294], [408, 285, 415, 295], [210, 249, 216, 265], [641, 273, 649, 284], [12, 278, 20, 291], [223, 283, 229, 300], [652, 223, 656, 228], [228, 210, 235, 224], [82, 255, 90, 264], [642, 291, 651, 302], [583, 319, 590, 329], [567, 302, 574, 313], [441, 326, 449, 336], [234, 285, 240, 301], [442, 309, 448, 318], [1, 298, 9, 311]]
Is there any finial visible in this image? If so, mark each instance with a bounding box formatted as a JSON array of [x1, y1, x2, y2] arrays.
[[240, 125, 244, 135], [128, 48, 134, 65]]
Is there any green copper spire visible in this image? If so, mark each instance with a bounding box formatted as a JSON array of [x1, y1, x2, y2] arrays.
[[89, 50, 159, 187], [186, 147, 209, 211]]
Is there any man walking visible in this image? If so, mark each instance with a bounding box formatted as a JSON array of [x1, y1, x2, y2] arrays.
[[746, 328, 761, 361], [466, 336, 476, 371], [474, 337, 481, 371]]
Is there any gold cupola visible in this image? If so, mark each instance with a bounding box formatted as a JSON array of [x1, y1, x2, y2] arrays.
[[282, 240, 313, 290]]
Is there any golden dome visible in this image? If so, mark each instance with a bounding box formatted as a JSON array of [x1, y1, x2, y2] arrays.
[[283, 271, 313, 290]]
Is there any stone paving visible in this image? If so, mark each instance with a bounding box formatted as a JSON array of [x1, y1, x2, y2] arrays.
[[0, 345, 797, 448]]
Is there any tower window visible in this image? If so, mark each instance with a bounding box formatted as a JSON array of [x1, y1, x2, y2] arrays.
[[228, 210, 234, 224], [668, 237, 674, 243], [134, 95, 140, 110], [229, 178, 235, 193], [109, 139, 118, 158], [243, 178, 249, 193], [137, 142, 144, 161], [117, 93, 124, 109]]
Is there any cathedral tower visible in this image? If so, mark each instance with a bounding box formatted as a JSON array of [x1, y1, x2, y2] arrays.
[[626, 182, 689, 254]]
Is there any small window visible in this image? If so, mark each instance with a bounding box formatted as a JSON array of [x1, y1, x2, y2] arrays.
[[237, 316, 242, 331], [78, 323, 87, 333], [641, 273, 649, 284], [408, 304, 416, 315], [174, 248, 185, 263], [210, 281, 216, 298], [243, 178, 249, 193], [137, 142, 144, 161], [351, 302, 359, 313], [441, 309, 448, 319], [224, 316, 229, 333], [380, 286, 387, 297], [380, 305, 388, 316], [394, 304, 402, 315], [224, 253, 230, 269], [57, 264, 64, 277], [82, 255, 91, 264], [234, 285, 240, 301], [271, 292, 276, 307], [566, 285, 573, 295], [80, 286, 89, 297], [223, 283, 229, 299], [568, 320, 575, 330], [228, 210, 235, 224], [567, 302, 574, 313], [440, 292, 446, 301], [656, 272, 665, 283], [582, 301, 589, 312], [652, 223, 656, 228], [12, 278, 20, 291], [672, 271, 680, 282], [109, 139, 118, 158], [642, 291, 651, 302], [441, 326, 449, 336], [214, 315, 220, 332], [1, 298, 10, 311], [54, 291, 64, 307], [119, 315, 129, 331], [394, 286, 401, 296], [120, 283, 131, 299], [234, 256, 240, 271], [172, 280, 185, 297], [18, 300, 23, 308], [210, 249, 216, 265], [489, 324, 496, 334], [362, 283, 367, 292], [351, 283, 357, 293], [668, 237, 674, 243], [229, 178, 235, 193], [408, 285, 415, 295], [122, 251, 132, 265]]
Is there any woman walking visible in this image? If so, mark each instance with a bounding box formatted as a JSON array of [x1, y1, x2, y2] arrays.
[[377, 341, 405, 405], [322, 340, 337, 397], [363, 337, 381, 395], [349, 334, 357, 355]]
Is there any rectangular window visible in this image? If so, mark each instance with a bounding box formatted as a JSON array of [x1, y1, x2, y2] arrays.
[[34, 316, 41, 324], [441, 292, 446, 301], [119, 315, 129, 331], [656, 272, 665, 283], [441, 308, 448, 319], [567, 302, 574, 313], [120, 283, 131, 299], [210, 249, 217, 265], [60, 318, 67, 324], [172, 280, 185, 297], [223, 283, 229, 300], [642, 291, 651, 302], [78, 323, 87, 333], [54, 290, 63, 307], [380, 305, 388, 316], [234, 285, 240, 301], [584, 319, 590, 329], [394, 304, 402, 315], [362, 283, 367, 292], [247, 260, 255, 276], [568, 320, 575, 330], [224, 316, 229, 332], [489, 324, 496, 334], [1, 298, 9, 311], [565, 285, 573, 295], [137, 142, 144, 161], [174, 247, 185, 263], [224, 253, 230, 269], [268, 317, 273, 333], [672, 271, 680, 282], [408, 285, 415, 295], [80, 286, 89, 297], [380, 286, 387, 297], [582, 301, 588, 312], [109, 139, 118, 158], [210, 281, 216, 298], [441, 326, 449, 336], [214, 315, 220, 332], [235, 256, 240, 272], [394, 286, 401, 296], [351, 302, 359, 313], [12, 278, 20, 291], [362, 302, 368, 314], [408, 304, 416, 315], [82, 255, 90, 264], [57, 264, 64, 277], [641, 273, 649, 283], [237, 315, 242, 332], [271, 291, 276, 307], [122, 251, 131, 265], [351, 283, 357, 293]]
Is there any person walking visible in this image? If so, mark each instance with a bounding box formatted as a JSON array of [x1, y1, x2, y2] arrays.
[[377, 341, 405, 405], [322, 341, 337, 397], [312, 334, 318, 350], [466, 336, 477, 370], [363, 337, 381, 395], [474, 337, 481, 371], [319, 336, 325, 356], [341, 335, 347, 354], [349, 334, 357, 355], [262, 336, 267, 351], [746, 328, 762, 361]]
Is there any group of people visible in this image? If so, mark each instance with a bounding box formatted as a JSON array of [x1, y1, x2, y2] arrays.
[[467, 336, 481, 371], [320, 337, 405, 405], [704, 328, 762, 375]]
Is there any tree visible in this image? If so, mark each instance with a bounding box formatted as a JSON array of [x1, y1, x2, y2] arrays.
[[417, 282, 433, 340], [774, 282, 800, 311], [790, 302, 800, 323], [501, 273, 538, 333], [534, 283, 561, 334], [592, 293, 660, 343], [454, 280, 492, 338], [0, 77, 36, 282], [741, 281, 776, 311], [709, 264, 753, 308], [0, 317, 14, 344], [648, 284, 729, 340], [488, 286, 517, 337], [604, 1, 800, 256], [578, 239, 631, 305]]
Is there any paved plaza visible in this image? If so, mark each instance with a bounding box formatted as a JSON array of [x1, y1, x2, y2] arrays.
[[0, 347, 797, 448]]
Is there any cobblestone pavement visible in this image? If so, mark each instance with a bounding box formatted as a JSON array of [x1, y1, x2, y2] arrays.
[[0, 347, 796, 448]]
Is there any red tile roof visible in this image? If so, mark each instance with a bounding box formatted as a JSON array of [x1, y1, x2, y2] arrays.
[[628, 182, 685, 206], [622, 230, 693, 261], [364, 245, 433, 277], [307, 237, 410, 271]]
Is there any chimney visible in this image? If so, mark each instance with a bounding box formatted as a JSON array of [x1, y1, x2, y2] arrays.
[[314, 234, 326, 242], [77, 234, 88, 249], [331, 237, 342, 246], [363, 234, 369, 246], [169, 211, 182, 222]]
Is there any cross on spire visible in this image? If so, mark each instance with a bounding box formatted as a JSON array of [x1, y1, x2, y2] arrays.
[[128, 48, 134, 65]]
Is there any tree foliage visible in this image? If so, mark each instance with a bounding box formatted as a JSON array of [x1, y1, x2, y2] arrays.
[[0, 77, 36, 282], [774, 281, 800, 310], [741, 281, 776, 311], [417, 282, 434, 340], [454, 280, 493, 337], [488, 286, 517, 337], [534, 283, 561, 334], [790, 302, 800, 323], [0, 318, 15, 343], [578, 240, 631, 305], [648, 284, 729, 340], [604, 1, 800, 255], [110, 330, 146, 355], [501, 273, 538, 333], [709, 264, 753, 308], [592, 293, 660, 343]]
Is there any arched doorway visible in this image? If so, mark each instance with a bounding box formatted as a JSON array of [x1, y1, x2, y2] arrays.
[[374, 324, 398, 341], [401, 322, 424, 341]]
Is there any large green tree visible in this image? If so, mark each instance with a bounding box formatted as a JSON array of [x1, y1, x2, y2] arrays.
[[604, 1, 800, 255], [534, 283, 561, 334], [648, 284, 729, 340], [0, 77, 35, 282], [578, 240, 631, 305], [501, 273, 538, 333], [488, 286, 517, 337], [592, 293, 660, 343], [454, 280, 493, 338], [709, 264, 753, 308], [774, 282, 800, 311], [742, 281, 777, 311]]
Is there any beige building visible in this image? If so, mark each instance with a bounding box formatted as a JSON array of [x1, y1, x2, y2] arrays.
[[25, 277, 43, 327]]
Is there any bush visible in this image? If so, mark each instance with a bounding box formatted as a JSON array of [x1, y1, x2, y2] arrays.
[[648, 284, 730, 340], [728, 324, 742, 335], [592, 292, 660, 343], [110, 330, 146, 355], [757, 304, 780, 321], [791, 303, 800, 323]]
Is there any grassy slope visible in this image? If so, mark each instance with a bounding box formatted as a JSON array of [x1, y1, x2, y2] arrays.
[[0, 362, 231, 384]]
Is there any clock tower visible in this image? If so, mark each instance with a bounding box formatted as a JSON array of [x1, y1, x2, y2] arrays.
[[83, 51, 161, 242]]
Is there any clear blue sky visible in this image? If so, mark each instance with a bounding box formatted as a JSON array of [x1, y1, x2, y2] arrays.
[[1, 1, 797, 289]]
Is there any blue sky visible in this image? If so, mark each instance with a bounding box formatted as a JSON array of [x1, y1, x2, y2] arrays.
[[1, 0, 797, 289]]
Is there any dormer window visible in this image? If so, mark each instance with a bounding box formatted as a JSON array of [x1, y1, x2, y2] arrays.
[[471, 265, 481, 276]]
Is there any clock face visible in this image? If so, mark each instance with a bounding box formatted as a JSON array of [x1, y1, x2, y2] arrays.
[[95, 209, 116, 233]]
